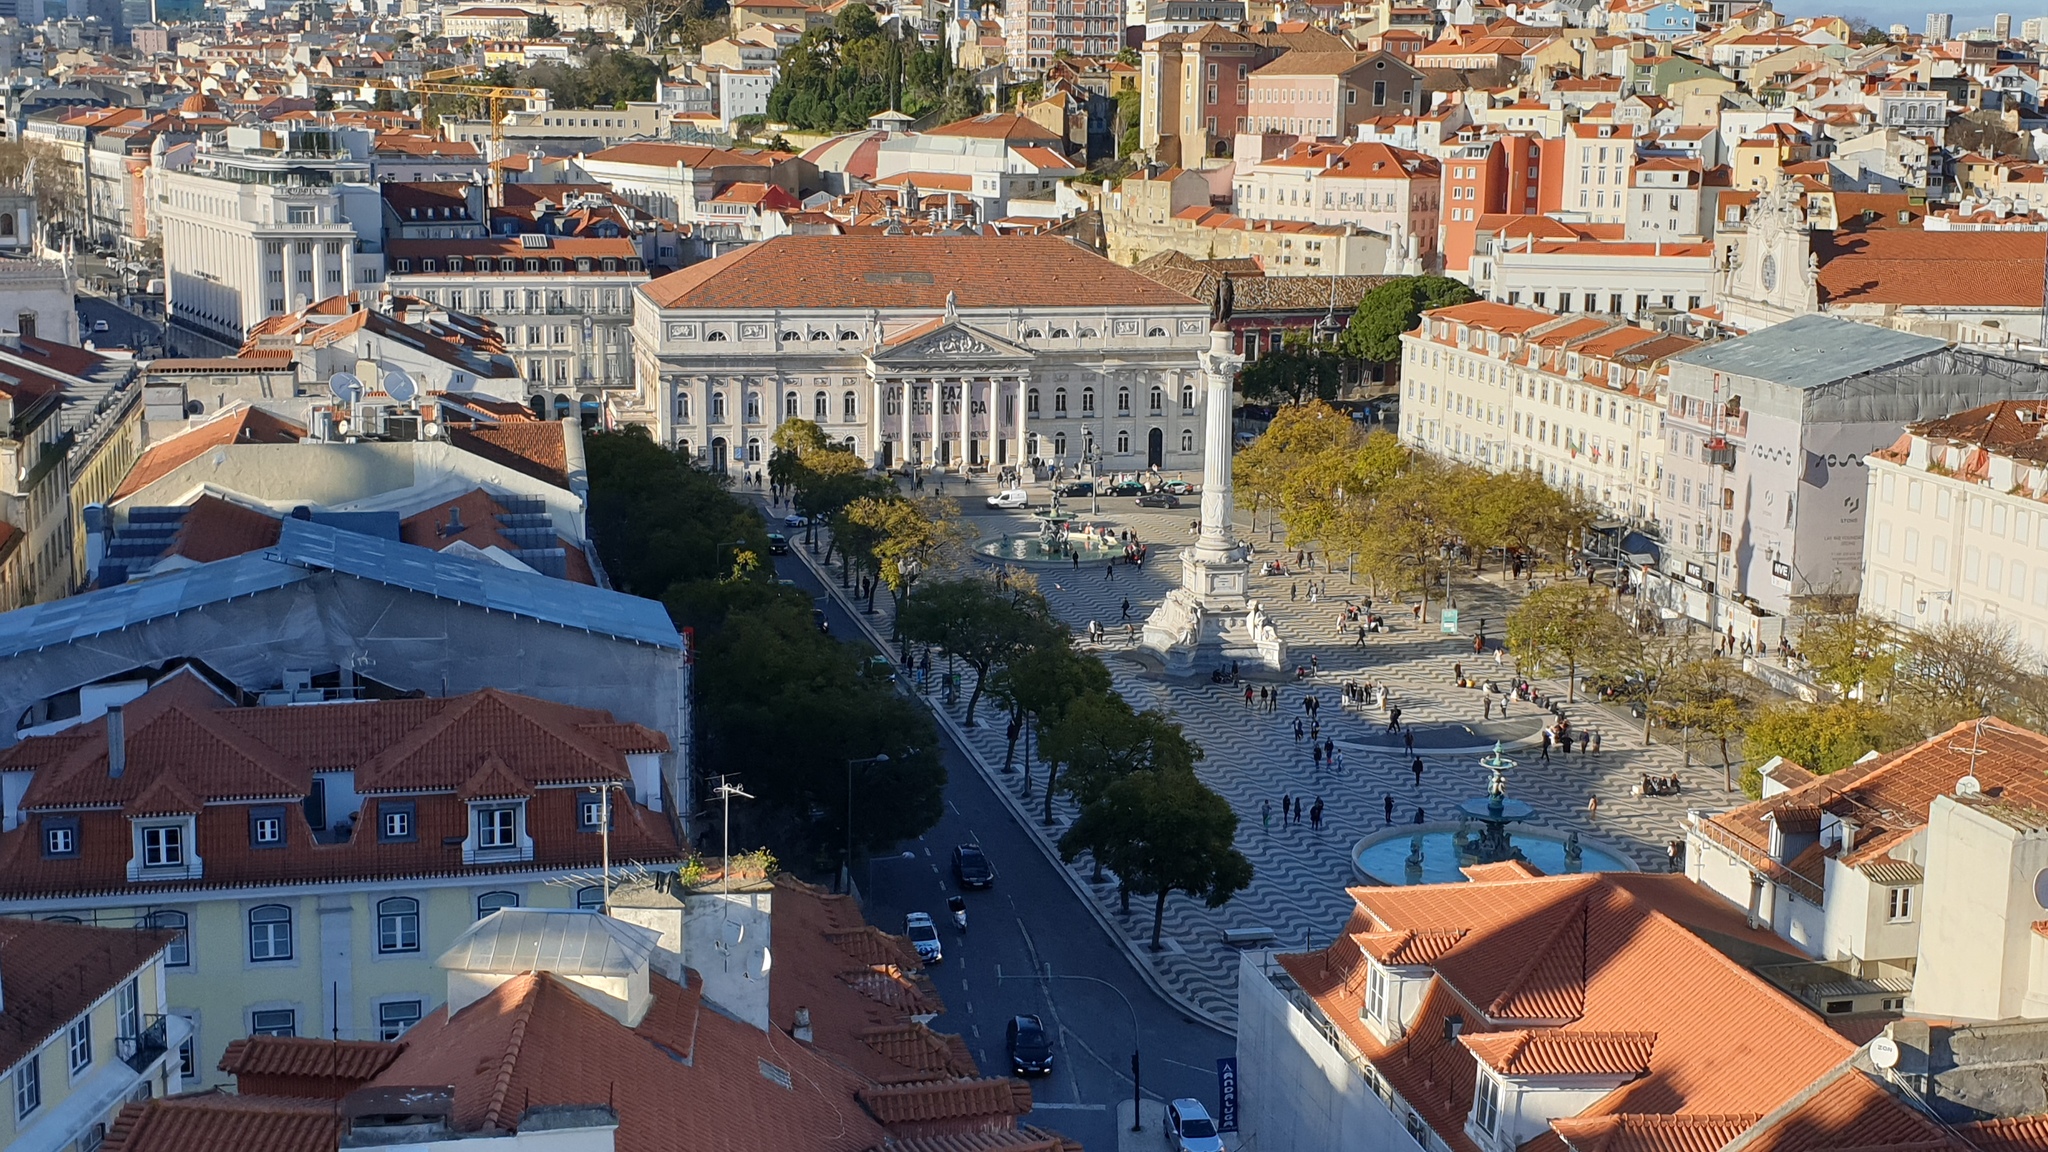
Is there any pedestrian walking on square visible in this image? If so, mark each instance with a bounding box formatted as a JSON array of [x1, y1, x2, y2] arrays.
[[1483, 696, 1493, 720], [1293, 718, 1304, 739], [1387, 706, 1403, 732], [1411, 756, 1424, 787], [1291, 582, 1299, 601], [1332, 749, 1344, 772], [1262, 800, 1272, 831], [1324, 738, 1335, 762], [1310, 798, 1324, 830], [1539, 731, 1553, 763], [1243, 684, 1255, 707], [1383, 793, 1396, 826], [1072, 554, 1079, 570], [1495, 646, 1504, 666], [1413, 602, 1423, 621], [1294, 797, 1305, 823], [1403, 728, 1415, 754], [1413, 806, 1427, 824], [1309, 719, 1320, 742], [1120, 598, 1131, 620], [1106, 562, 1115, 582], [1310, 653, 1320, 675], [1586, 795, 1601, 822], [1454, 661, 1463, 682], [1282, 793, 1292, 824]]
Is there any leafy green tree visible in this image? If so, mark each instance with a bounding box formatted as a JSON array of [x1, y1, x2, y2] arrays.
[[1654, 656, 1749, 782], [898, 577, 1056, 726], [1338, 276, 1478, 363], [1349, 456, 1476, 618], [1058, 770, 1252, 950], [1237, 331, 1346, 407], [1504, 583, 1633, 701], [583, 428, 768, 596], [1796, 607, 1899, 699], [1231, 400, 1363, 543], [1741, 699, 1918, 794], [527, 11, 560, 36], [1460, 469, 1596, 575], [1040, 693, 1201, 828], [842, 493, 975, 612], [987, 642, 1113, 774]]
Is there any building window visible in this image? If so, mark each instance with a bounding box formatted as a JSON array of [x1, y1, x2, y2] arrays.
[[578, 795, 608, 831], [1081, 387, 1095, 413], [380, 803, 416, 843], [14, 1053, 39, 1119], [250, 808, 284, 848], [377, 897, 420, 953], [142, 825, 184, 868], [1054, 388, 1068, 414], [1473, 1074, 1500, 1135], [144, 911, 189, 967], [176, 1033, 196, 1079], [377, 1001, 422, 1041], [785, 391, 798, 419], [1150, 386, 1164, 412], [1888, 886, 1914, 922], [68, 1017, 92, 1075], [1027, 389, 1040, 414], [477, 806, 518, 849], [1181, 385, 1196, 411], [250, 1009, 296, 1037], [1366, 965, 1387, 1020], [1117, 430, 1130, 453], [1117, 387, 1130, 413], [576, 886, 606, 910], [843, 391, 857, 422], [117, 979, 139, 1044], [477, 891, 520, 920], [248, 904, 293, 962], [42, 817, 78, 858], [1182, 429, 1195, 453]]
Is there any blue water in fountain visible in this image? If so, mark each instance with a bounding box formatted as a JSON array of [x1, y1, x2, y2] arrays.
[[1355, 829, 1636, 885]]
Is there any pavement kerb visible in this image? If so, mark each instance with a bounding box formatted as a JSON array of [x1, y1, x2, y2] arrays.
[[780, 522, 1238, 1037]]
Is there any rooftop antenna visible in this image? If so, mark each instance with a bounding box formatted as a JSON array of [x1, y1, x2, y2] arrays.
[[710, 775, 754, 916], [1949, 718, 1991, 795]]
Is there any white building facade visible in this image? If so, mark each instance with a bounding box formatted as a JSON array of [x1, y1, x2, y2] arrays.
[[632, 234, 1212, 477]]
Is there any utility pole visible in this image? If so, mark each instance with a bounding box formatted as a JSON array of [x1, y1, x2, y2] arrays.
[[710, 775, 754, 909]]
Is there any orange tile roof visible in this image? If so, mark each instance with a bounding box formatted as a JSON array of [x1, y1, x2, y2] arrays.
[[162, 495, 284, 565], [1736, 1064, 1961, 1152], [0, 919, 175, 1073], [924, 112, 1063, 146], [1546, 1113, 1761, 1152], [1962, 1115, 2048, 1152], [447, 421, 568, 486], [1461, 1029, 1657, 1077], [583, 142, 792, 168], [857, 1077, 1033, 1126], [102, 1091, 341, 1152], [641, 236, 1201, 311], [113, 406, 306, 500], [217, 1037, 405, 1097], [1817, 228, 2046, 308], [1276, 872, 1835, 1152]]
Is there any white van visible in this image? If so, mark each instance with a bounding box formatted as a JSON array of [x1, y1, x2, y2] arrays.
[[985, 489, 1029, 509]]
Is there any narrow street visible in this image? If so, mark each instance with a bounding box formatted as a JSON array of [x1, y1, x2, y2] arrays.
[[772, 546, 1234, 1152]]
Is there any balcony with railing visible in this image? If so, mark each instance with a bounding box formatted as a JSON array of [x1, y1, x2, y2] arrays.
[[119, 1015, 168, 1073]]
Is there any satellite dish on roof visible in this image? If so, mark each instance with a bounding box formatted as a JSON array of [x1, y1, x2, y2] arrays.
[[329, 372, 363, 404], [1957, 774, 1983, 797], [383, 367, 419, 404], [1870, 1036, 1900, 1069]]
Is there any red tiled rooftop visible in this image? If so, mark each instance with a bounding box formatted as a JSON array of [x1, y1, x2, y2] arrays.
[[0, 919, 175, 1074], [113, 406, 306, 500], [102, 1091, 342, 1152]]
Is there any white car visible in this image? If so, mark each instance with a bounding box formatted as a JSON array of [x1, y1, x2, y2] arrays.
[[784, 512, 809, 527], [1166, 1099, 1223, 1152], [904, 911, 942, 964], [985, 489, 1029, 509]]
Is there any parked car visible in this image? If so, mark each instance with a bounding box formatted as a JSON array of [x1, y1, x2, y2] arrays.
[[784, 512, 809, 527], [91, 319, 110, 333], [1006, 1015, 1052, 1075], [953, 843, 995, 889], [986, 489, 1030, 509], [1136, 492, 1182, 509], [1166, 1099, 1224, 1152], [1056, 481, 1094, 497], [1106, 480, 1147, 497], [1161, 480, 1194, 495], [811, 607, 831, 634], [766, 533, 790, 555], [904, 912, 942, 964]]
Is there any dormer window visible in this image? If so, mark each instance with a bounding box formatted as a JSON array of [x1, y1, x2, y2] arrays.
[[42, 817, 79, 858], [143, 825, 183, 868], [1366, 963, 1388, 1021], [464, 799, 532, 864], [249, 806, 286, 848], [479, 806, 516, 849], [1472, 1072, 1501, 1137]]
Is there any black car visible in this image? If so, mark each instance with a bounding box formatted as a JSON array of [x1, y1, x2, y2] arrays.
[[1136, 492, 1182, 509], [767, 533, 790, 555], [1007, 1015, 1053, 1075], [953, 843, 995, 889], [812, 607, 831, 634], [1056, 481, 1095, 497], [1106, 480, 1147, 497]]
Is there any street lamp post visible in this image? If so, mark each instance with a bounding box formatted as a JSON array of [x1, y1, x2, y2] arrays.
[[997, 965, 1145, 1132], [843, 753, 890, 894]]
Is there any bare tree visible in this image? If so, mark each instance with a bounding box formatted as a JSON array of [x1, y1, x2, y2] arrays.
[[1896, 618, 2030, 724]]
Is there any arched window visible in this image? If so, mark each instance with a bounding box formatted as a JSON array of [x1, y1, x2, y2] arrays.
[[839, 330, 860, 341], [1023, 328, 1043, 339], [1050, 327, 1071, 338], [143, 910, 189, 967], [814, 392, 828, 420], [377, 897, 419, 953], [0, 214, 15, 238], [576, 886, 606, 910], [706, 330, 728, 342], [1054, 388, 1068, 414], [1147, 326, 1167, 337], [1149, 386, 1164, 412], [476, 891, 520, 920], [1182, 429, 1196, 453], [843, 391, 857, 421], [711, 392, 727, 421], [745, 393, 761, 421], [1081, 387, 1095, 413], [1117, 387, 1130, 413], [1116, 430, 1131, 454], [781, 331, 800, 342], [1181, 384, 1196, 411], [678, 438, 692, 459], [1027, 388, 1040, 414], [675, 392, 692, 421], [1027, 433, 1041, 457], [747, 437, 763, 462], [811, 331, 830, 341], [1053, 432, 1068, 457], [248, 904, 292, 962], [1078, 327, 1098, 338], [784, 391, 798, 419]]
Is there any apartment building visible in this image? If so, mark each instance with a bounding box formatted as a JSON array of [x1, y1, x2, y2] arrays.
[[1002, 0, 1120, 73], [575, 141, 816, 251], [1859, 401, 2048, 657], [1398, 300, 1691, 526], [1140, 25, 1352, 166], [1233, 140, 1440, 262], [0, 668, 685, 1088], [0, 919, 187, 1152], [1439, 133, 1545, 278], [1560, 121, 1638, 224], [1654, 316, 2048, 641], [1243, 50, 1425, 138], [1623, 156, 1714, 238], [157, 125, 385, 352], [384, 235, 645, 399]]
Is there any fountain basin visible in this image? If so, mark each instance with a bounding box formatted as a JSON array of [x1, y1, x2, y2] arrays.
[[977, 520, 1133, 566], [1352, 824, 1639, 886]]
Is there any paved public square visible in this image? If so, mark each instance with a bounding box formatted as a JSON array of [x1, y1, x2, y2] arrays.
[[777, 485, 1747, 1026]]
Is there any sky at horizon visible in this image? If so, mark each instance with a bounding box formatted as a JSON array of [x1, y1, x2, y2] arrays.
[[1821, 1, 2042, 31]]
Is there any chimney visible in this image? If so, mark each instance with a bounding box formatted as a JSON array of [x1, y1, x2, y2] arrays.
[[793, 1006, 814, 1043], [107, 705, 126, 779]]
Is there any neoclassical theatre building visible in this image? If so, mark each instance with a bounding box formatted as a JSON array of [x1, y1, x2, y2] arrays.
[[631, 235, 1213, 476]]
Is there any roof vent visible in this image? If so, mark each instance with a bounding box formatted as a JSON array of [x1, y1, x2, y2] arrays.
[[1957, 774, 1982, 797], [106, 704, 125, 779], [758, 1058, 793, 1089], [518, 233, 551, 249]]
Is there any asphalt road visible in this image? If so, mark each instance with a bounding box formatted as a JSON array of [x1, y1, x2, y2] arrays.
[[770, 541, 1234, 1152], [76, 294, 165, 354]]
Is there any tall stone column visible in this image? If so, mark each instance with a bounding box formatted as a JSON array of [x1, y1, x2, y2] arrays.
[[1011, 378, 1027, 473], [1180, 326, 1248, 609], [897, 381, 910, 468]]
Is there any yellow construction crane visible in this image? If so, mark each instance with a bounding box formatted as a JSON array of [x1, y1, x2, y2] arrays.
[[304, 72, 550, 197]]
